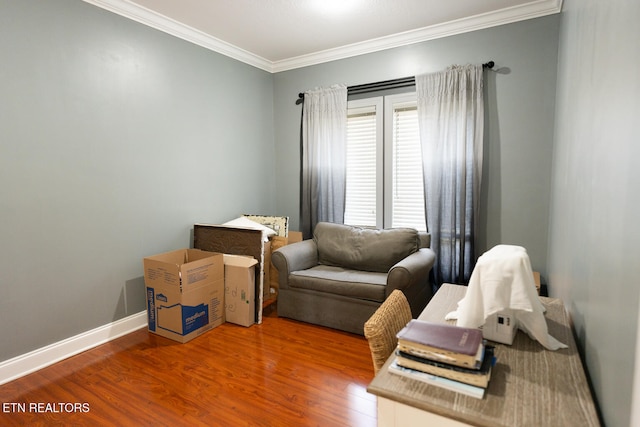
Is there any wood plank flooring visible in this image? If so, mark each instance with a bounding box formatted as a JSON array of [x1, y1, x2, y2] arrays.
[[0, 309, 377, 426]]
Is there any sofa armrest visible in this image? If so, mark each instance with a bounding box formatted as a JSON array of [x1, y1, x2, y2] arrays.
[[271, 240, 319, 289], [386, 247, 436, 295], [418, 232, 431, 249]]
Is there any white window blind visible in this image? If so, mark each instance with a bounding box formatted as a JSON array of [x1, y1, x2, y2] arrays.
[[345, 93, 426, 232], [345, 103, 379, 227], [388, 103, 426, 231]]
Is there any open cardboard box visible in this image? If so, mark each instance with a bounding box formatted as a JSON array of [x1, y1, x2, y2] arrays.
[[143, 249, 224, 343]]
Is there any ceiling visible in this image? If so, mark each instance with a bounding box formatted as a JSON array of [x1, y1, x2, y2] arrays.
[[84, 0, 562, 72]]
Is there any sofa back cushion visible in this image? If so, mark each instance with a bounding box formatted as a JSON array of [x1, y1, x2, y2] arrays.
[[313, 222, 419, 273]]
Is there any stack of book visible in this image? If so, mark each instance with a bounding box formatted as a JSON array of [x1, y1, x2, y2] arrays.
[[388, 319, 496, 399]]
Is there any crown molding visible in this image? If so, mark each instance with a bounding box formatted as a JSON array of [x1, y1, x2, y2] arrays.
[[84, 0, 562, 74], [83, 0, 274, 72], [271, 0, 563, 72]]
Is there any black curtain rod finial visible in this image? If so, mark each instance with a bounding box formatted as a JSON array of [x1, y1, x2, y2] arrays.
[[483, 61, 495, 69]]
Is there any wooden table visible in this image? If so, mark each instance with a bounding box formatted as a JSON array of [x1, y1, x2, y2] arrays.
[[367, 284, 601, 427]]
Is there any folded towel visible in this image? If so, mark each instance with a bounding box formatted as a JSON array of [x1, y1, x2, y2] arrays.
[[445, 245, 567, 350]]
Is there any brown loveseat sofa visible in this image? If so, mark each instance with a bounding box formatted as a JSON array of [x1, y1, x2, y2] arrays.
[[271, 222, 436, 335]]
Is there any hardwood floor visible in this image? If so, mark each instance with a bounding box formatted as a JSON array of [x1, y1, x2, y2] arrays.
[[0, 309, 378, 426]]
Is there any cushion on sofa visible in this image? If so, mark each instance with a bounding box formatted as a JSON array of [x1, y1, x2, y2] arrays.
[[289, 265, 387, 301], [313, 222, 419, 273]]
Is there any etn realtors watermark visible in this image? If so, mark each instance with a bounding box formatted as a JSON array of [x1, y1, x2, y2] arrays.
[[3, 402, 90, 413]]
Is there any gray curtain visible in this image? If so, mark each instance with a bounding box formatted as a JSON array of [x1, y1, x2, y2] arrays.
[[416, 65, 484, 286], [300, 85, 348, 239]]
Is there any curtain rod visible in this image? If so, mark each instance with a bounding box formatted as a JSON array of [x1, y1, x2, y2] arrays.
[[296, 61, 495, 103]]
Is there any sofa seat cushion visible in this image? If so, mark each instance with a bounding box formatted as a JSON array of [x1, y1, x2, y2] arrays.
[[289, 265, 387, 302]]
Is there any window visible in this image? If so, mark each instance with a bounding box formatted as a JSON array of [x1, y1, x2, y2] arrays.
[[344, 93, 426, 232]]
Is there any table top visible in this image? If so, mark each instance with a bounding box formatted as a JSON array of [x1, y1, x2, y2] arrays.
[[367, 284, 601, 427]]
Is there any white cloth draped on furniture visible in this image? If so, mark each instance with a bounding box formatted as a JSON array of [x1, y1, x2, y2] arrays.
[[300, 85, 348, 239], [416, 64, 484, 286], [445, 245, 567, 350]]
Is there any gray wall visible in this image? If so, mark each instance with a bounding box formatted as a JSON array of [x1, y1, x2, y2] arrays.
[[4, 3, 633, 425], [549, 1, 640, 426], [0, 0, 275, 361], [274, 16, 560, 279]]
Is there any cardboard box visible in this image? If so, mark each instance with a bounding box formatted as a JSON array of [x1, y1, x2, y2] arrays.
[[144, 249, 224, 343], [223, 254, 258, 327], [533, 271, 541, 295], [268, 231, 303, 298], [262, 241, 271, 301]]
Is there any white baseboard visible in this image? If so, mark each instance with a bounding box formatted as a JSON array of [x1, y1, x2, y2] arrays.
[[0, 311, 148, 386]]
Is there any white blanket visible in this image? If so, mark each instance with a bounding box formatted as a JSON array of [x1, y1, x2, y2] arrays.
[[222, 217, 276, 242], [445, 245, 567, 350]]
